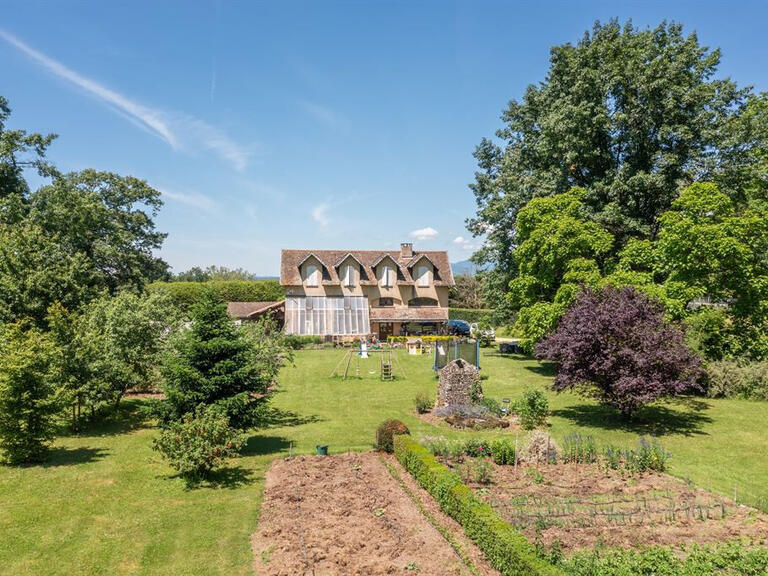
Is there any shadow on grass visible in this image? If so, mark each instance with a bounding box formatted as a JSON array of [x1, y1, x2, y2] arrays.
[[242, 434, 293, 457], [484, 352, 534, 361], [59, 399, 151, 438], [551, 402, 713, 437], [193, 465, 255, 490], [523, 362, 558, 377], [256, 405, 323, 429], [39, 446, 109, 467]]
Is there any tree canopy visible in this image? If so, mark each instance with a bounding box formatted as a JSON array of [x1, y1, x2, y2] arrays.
[[468, 20, 758, 313], [536, 286, 704, 417], [467, 20, 768, 360]]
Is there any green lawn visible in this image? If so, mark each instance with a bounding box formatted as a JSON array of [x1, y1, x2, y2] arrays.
[[1, 347, 766, 575]]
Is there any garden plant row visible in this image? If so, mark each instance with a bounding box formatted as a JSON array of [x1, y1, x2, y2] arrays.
[[393, 434, 561, 576]]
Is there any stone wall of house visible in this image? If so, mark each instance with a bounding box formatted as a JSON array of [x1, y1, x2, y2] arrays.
[[436, 358, 482, 408]]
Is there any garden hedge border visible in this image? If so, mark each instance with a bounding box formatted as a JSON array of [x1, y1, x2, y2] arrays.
[[393, 435, 561, 576], [147, 280, 284, 311]]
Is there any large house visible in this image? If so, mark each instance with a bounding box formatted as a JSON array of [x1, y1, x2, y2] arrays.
[[280, 243, 454, 339]]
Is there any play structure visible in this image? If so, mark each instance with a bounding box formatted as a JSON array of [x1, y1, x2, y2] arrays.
[[330, 338, 406, 380], [433, 338, 480, 371]]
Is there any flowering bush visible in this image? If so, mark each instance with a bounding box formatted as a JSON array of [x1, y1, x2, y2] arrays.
[[153, 406, 243, 479], [464, 438, 492, 458]]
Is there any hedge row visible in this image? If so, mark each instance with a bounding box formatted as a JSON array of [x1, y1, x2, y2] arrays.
[[147, 280, 284, 311], [393, 435, 560, 576], [449, 308, 495, 325]]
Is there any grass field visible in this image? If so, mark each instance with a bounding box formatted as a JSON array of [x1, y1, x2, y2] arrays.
[[1, 346, 766, 575]]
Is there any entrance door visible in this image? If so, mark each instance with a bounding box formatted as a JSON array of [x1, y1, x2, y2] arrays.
[[378, 322, 393, 340]]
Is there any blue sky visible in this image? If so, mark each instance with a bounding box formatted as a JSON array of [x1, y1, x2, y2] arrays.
[[2, 1, 767, 275]]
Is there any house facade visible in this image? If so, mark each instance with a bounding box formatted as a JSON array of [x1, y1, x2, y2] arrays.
[[280, 243, 454, 339]]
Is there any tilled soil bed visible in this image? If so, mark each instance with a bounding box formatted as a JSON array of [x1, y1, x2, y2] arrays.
[[462, 460, 768, 553], [253, 452, 498, 576]]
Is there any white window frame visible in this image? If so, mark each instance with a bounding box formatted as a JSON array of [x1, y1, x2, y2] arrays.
[[380, 264, 393, 287], [344, 264, 355, 287], [416, 264, 430, 287], [306, 263, 319, 287]]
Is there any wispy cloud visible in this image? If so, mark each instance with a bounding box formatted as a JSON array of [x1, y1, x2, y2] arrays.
[[453, 235, 481, 251], [0, 29, 252, 171], [160, 188, 217, 213], [312, 202, 330, 227], [410, 226, 439, 241], [299, 100, 349, 131]]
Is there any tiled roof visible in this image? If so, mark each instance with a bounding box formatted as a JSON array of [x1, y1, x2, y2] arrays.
[[280, 249, 455, 287], [226, 301, 284, 319], [369, 307, 449, 322]]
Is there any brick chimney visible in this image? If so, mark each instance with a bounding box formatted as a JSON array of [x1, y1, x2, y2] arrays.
[[400, 242, 413, 259]]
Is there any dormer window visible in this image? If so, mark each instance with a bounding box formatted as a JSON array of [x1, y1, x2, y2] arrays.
[[306, 263, 319, 287], [343, 264, 355, 287], [415, 264, 430, 287], [380, 264, 394, 287]]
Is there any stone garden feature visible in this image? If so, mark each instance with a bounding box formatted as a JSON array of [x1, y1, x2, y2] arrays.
[[436, 358, 482, 408]]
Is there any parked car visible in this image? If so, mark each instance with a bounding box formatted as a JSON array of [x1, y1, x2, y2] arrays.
[[470, 323, 495, 345], [447, 319, 471, 337], [499, 341, 523, 354]]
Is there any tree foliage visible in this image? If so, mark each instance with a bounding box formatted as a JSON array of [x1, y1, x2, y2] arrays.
[[0, 323, 60, 463], [536, 286, 704, 417], [152, 405, 243, 480], [468, 19, 757, 316], [449, 273, 486, 309], [0, 170, 168, 325], [159, 292, 288, 429], [171, 265, 260, 282]]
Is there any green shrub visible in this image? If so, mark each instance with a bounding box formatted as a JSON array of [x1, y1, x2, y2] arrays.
[[0, 324, 59, 464], [472, 459, 493, 484], [515, 389, 549, 430], [707, 360, 768, 401], [561, 434, 597, 464], [283, 334, 324, 350], [491, 438, 516, 465], [414, 392, 432, 414], [375, 419, 410, 453], [394, 435, 560, 576], [463, 438, 492, 458], [562, 541, 768, 575], [479, 396, 503, 416], [152, 407, 243, 479], [147, 280, 284, 312]]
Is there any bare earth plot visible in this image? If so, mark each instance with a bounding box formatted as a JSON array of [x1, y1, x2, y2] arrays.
[[252, 453, 498, 576], [463, 461, 768, 553]]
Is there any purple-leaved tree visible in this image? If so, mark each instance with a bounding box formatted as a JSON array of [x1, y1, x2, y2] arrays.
[[535, 286, 704, 418]]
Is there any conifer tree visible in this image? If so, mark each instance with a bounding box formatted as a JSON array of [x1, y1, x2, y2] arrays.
[[160, 291, 270, 429]]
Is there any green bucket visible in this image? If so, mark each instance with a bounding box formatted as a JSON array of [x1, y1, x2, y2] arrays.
[[316, 445, 329, 456]]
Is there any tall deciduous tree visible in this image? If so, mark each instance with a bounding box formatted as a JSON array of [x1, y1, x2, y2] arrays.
[[468, 20, 751, 310], [0, 95, 57, 211], [0, 170, 168, 324], [536, 286, 704, 418]]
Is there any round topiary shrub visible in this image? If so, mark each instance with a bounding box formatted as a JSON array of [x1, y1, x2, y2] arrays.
[[375, 419, 410, 453]]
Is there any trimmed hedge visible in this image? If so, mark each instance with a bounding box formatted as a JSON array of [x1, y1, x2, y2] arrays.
[[394, 435, 560, 576], [449, 308, 494, 325], [147, 280, 284, 311]]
